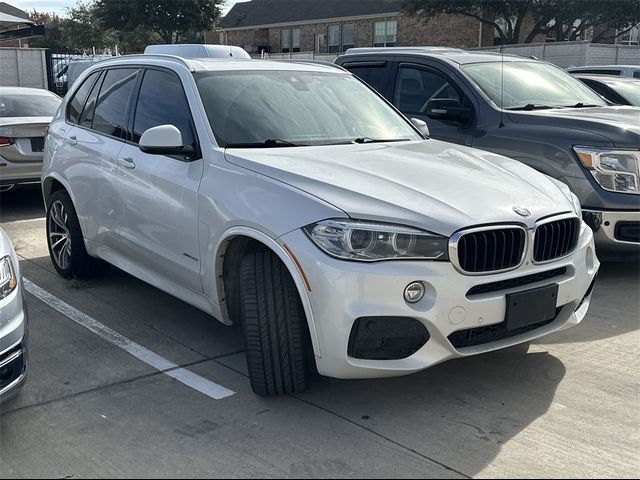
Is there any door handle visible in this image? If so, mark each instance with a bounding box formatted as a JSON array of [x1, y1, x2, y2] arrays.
[[67, 135, 77, 146], [118, 157, 136, 169]]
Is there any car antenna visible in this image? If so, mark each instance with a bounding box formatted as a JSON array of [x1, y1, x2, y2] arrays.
[[499, 46, 505, 128]]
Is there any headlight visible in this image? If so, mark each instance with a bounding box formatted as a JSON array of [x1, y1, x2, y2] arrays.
[[303, 219, 449, 261], [0, 256, 17, 300], [574, 147, 640, 194]]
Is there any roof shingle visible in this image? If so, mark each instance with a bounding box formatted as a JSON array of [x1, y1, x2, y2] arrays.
[[218, 0, 400, 29]]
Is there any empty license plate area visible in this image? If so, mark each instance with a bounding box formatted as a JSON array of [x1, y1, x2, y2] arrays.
[[30, 137, 45, 152], [505, 284, 559, 331]]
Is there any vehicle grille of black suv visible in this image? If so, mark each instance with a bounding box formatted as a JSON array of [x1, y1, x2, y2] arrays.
[[454, 227, 526, 274], [534, 217, 580, 263]]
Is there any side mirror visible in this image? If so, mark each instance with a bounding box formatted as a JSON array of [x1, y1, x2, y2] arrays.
[[410, 118, 430, 138], [139, 125, 193, 155], [425, 98, 464, 121]]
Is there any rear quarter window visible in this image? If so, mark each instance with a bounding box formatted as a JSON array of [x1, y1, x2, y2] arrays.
[[67, 71, 100, 124], [343, 62, 389, 95]]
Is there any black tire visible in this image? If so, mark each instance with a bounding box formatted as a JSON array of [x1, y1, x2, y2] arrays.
[[240, 250, 310, 396], [46, 190, 108, 279]]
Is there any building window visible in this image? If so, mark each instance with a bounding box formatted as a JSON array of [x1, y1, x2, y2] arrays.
[[618, 25, 640, 45], [328, 25, 340, 53], [292, 28, 301, 52], [281, 29, 291, 53], [342, 24, 355, 51], [374, 20, 396, 47], [316, 33, 327, 53]]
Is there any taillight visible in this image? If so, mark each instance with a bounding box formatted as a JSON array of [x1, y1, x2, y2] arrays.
[[0, 136, 13, 146]]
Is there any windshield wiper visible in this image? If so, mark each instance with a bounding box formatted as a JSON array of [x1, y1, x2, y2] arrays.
[[352, 137, 412, 144], [565, 103, 602, 108], [505, 104, 556, 111], [225, 139, 305, 148]]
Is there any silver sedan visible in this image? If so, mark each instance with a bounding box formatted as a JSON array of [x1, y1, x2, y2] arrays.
[[0, 227, 28, 401], [0, 87, 61, 192]]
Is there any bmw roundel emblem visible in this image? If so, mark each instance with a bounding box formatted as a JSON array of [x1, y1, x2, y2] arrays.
[[513, 206, 531, 217]]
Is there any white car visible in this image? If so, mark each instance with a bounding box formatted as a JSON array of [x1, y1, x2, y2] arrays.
[[0, 87, 62, 191], [0, 227, 28, 401], [567, 65, 640, 79], [42, 53, 599, 396]]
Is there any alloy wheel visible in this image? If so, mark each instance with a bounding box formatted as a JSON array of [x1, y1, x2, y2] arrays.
[[48, 200, 72, 270]]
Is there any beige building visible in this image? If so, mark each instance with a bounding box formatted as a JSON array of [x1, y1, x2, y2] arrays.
[[208, 0, 490, 55]]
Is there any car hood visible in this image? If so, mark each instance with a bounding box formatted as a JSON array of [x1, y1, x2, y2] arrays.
[[509, 106, 640, 148], [224, 140, 574, 236]]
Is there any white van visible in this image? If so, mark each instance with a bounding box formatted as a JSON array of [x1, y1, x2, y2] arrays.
[[144, 44, 251, 59]]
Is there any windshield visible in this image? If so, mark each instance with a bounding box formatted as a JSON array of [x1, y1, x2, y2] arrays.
[[194, 70, 421, 147], [610, 81, 640, 106], [463, 61, 606, 110], [0, 93, 61, 117]]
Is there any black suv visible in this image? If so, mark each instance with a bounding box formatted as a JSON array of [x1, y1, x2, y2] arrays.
[[336, 47, 640, 257]]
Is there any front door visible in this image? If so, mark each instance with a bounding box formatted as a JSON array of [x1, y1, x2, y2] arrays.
[[116, 67, 203, 293], [392, 63, 475, 145]]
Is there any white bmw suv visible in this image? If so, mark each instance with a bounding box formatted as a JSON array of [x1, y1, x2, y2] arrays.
[[43, 53, 599, 396]]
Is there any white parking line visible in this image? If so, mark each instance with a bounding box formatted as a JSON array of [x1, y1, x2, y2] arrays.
[[0, 217, 46, 225], [23, 278, 235, 400]]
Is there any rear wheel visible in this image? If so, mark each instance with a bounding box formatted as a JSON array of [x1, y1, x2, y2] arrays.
[[46, 190, 108, 279], [239, 250, 310, 396]]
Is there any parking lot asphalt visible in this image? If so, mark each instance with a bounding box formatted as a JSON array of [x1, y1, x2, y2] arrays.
[[0, 186, 638, 479]]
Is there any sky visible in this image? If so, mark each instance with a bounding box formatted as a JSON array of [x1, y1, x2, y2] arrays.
[[13, 0, 244, 17]]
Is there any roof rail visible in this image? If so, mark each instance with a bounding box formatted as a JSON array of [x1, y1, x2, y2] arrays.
[[274, 59, 347, 72], [344, 46, 465, 55], [92, 54, 196, 71]]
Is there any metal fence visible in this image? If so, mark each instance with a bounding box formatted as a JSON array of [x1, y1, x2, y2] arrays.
[[253, 41, 640, 69], [471, 41, 640, 68], [46, 52, 115, 96]]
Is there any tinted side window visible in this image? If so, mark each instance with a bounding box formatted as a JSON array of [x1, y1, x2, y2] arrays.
[[92, 68, 139, 138], [132, 69, 195, 147], [582, 80, 615, 103], [575, 69, 621, 76], [344, 64, 388, 94], [634, 71, 640, 79], [67, 71, 99, 124], [394, 66, 464, 115], [79, 71, 104, 129]]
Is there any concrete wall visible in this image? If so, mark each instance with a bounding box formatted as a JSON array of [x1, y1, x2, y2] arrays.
[[0, 47, 48, 88], [473, 41, 640, 68]]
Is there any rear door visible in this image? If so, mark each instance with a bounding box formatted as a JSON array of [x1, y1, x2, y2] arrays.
[[62, 67, 140, 248], [115, 67, 204, 293], [339, 58, 394, 98]]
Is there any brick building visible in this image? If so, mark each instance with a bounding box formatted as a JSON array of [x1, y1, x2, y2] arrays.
[[209, 0, 489, 55]]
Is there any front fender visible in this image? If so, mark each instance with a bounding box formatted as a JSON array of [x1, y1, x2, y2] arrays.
[[210, 226, 322, 358]]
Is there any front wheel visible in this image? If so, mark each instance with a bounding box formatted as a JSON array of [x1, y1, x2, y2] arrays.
[[239, 250, 311, 396], [46, 190, 108, 279]]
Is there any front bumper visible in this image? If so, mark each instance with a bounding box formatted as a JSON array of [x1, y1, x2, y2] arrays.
[[280, 222, 599, 379], [0, 286, 28, 402], [583, 209, 640, 258]]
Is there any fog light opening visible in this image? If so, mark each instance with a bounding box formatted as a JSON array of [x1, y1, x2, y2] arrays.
[[404, 281, 425, 304], [586, 247, 595, 273]]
